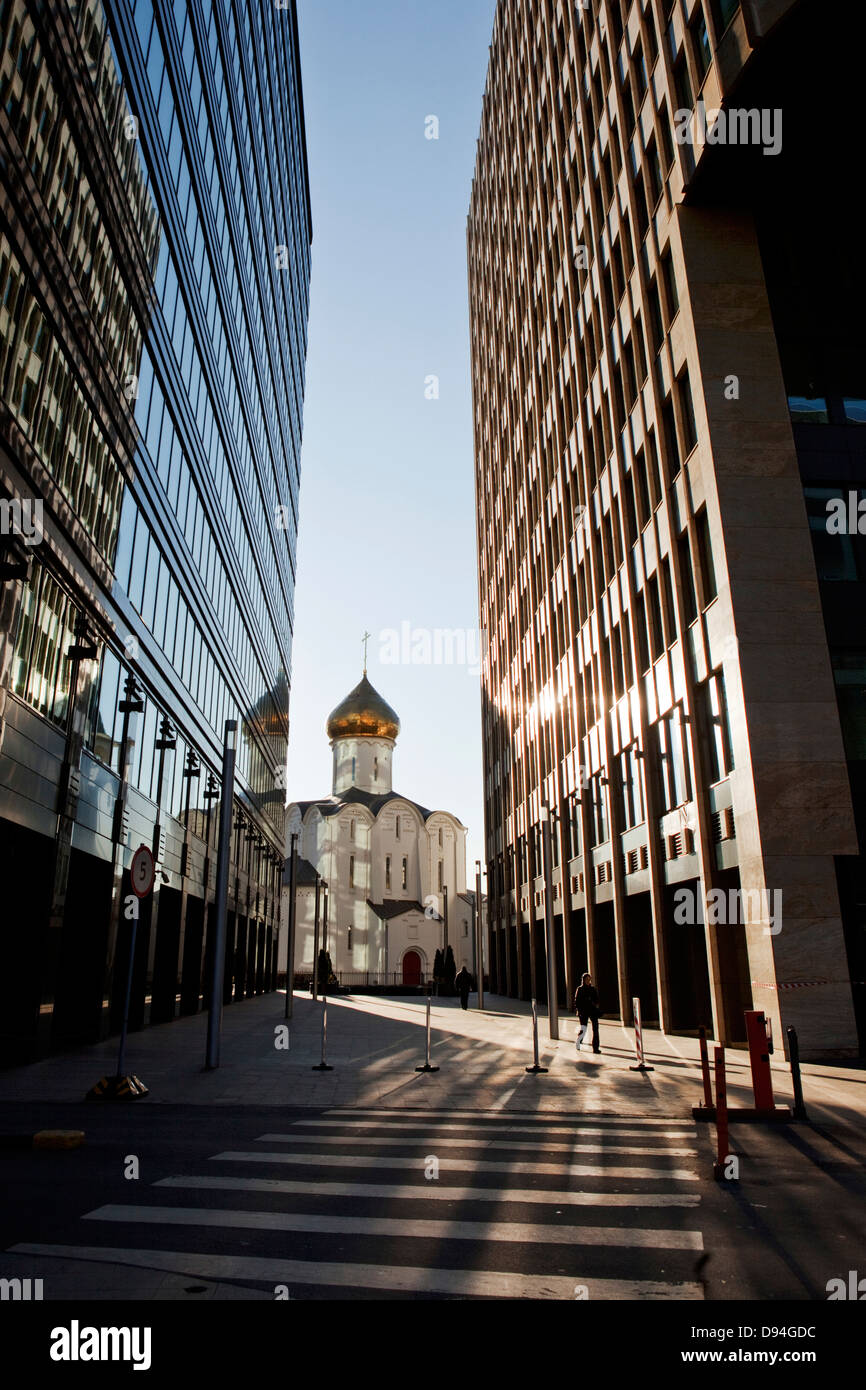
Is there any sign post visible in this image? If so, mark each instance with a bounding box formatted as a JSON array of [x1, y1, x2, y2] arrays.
[[86, 844, 153, 1101]]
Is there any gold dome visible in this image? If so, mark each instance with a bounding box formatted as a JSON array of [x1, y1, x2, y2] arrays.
[[326, 675, 400, 741]]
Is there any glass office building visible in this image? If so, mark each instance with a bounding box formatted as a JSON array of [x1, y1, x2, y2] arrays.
[[468, 0, 864, 1057], [0, 0, 312, 1062]]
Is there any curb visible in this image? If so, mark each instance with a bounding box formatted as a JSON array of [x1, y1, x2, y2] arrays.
[[0, 1130, 85, 1151]]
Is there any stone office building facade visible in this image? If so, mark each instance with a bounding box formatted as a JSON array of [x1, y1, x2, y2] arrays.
[[0, 0, 312, 1062], [468, 0, 865, 1057]]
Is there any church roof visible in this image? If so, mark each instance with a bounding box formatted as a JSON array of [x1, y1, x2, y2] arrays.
[[367, 899, 440, 921], [326, 674, 400, 741], [281, 855, 319, 888], [294, 787, 438, 823]]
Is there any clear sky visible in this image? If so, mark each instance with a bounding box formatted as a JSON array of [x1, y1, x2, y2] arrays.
[[288, 0, 497, 873]]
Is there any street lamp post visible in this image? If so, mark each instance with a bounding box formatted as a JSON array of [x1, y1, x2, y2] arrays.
[[475, 859, 484, 1009], [312, 873, 321, 1000], [540, 803, 560, 1040], [285, 832, 298, 1019], [205, 720, 237, 1070], [322, 883, 329, 990]]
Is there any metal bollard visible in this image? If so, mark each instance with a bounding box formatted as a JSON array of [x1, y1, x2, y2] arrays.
[[713, 1046, 733, 1180], [698, 1026, 714, 1110], [525, 998, 549, 1074], [787, 1026, 808, 1121], [629, 996, 654, 1072], [416, 992, 440, 1072], [311, 998, 333, 1071]]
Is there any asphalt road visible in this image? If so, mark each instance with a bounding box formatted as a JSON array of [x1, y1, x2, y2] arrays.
[[2, 1100, 863, 1302]]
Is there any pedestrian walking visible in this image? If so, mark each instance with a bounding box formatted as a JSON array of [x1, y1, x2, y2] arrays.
[[455, 966, 472, 1010], [574, 971, 601, 1053]]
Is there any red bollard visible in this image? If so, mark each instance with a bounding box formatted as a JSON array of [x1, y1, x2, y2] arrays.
[[744, 1009, 775, 1111], [713, 1046, 731, 1181]]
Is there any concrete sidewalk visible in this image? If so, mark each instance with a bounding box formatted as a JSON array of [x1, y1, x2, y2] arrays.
[[0, 991, 863, 1129]]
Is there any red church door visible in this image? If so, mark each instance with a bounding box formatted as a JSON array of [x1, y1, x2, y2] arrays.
[[402, 950, 422, 986]]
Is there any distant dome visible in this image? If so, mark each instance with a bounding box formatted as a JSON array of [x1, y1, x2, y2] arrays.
[[326, 675, 400, 742]]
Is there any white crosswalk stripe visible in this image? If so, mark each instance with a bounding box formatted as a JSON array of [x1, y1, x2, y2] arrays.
[[83, 1204, 703, 1249], [155, 1174, 701, 1207], [209, 1150, 700, 1180], [7, 1246, 701, 1301], [257, 1132, 698, 1156], [10, 1109, 707, 1300], [293, 1118, 696, 1139]]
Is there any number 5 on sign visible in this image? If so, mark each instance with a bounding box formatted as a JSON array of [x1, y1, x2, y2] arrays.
[[131, 845, 155, 898]]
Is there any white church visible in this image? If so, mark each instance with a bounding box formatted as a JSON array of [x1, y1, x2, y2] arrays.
[[280, 671, 478, 987]]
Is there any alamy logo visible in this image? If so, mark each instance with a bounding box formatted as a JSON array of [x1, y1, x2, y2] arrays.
[[49, 1321, 152, 1371], [826, 1271, 866, 1300], [0, 1277, 43, 1300], [673, 886, 782, 936], [674, 100, 782, 157], [0, 497, 43, 546], [379, 623, 485, 676], [825, 493, 866, 534]]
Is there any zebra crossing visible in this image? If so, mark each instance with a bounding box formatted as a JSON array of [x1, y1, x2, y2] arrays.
[[11, 1109, 708, 1300]]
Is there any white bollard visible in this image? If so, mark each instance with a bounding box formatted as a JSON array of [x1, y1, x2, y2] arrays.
[[311, 997, 333, 1071], [416, 992, 440, 1072], [525, 997, 549, 1074], [629, 996, 654, 1072]]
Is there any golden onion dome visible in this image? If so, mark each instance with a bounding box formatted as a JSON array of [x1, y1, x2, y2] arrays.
[[326, 675, 400, 742]]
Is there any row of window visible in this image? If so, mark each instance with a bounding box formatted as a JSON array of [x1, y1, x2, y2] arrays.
[[9, 562, 285, 841], [506, 665, 733, 876], [0, 235, 125, 564], [472, 3, 728, 827]]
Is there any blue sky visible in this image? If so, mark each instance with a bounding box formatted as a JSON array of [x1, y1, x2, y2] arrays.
[[288, 0, 497, 872]]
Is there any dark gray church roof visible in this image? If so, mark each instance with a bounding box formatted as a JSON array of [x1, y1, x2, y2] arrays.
[[294, 787, 439, 822], [367, 899, 441, 921], [281, 855, 318, 888]]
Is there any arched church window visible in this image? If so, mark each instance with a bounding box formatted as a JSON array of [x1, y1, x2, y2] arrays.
[[350, 819, 355, 841], [385, 855, 391, 890], [373, 756, 378, 781], [438, 827, 443, 846], [347, 926, 353, 951], [395, 816, 401, 839], [349, 854, 355, 886]]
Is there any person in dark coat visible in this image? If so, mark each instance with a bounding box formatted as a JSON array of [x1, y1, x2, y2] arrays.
[[455, 966, 472, 1009], [574, 972, 601, 1053]]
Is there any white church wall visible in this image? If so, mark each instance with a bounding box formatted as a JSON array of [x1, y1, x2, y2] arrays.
[[388, 909, 439, 984], [375, 800, 425, 900], [284, 679, 471, 989], [332, 737, 394, 795], [277, 884, 316, 975], [454, 902, 474, 972]]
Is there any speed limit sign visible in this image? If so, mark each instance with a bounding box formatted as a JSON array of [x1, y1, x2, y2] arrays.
[[130, 844, 155, 898]]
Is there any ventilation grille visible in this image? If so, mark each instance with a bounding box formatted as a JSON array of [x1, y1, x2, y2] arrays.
[[596, 860, 612, 885], [666, 829, 694, 860], [711, 807, 736, 843], [624, 844, 650, 875]]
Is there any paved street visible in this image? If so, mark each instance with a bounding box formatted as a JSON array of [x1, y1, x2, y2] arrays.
[[4, 1107, 708, 1301], [0, 990, 863, 1121], [1, 993, 865, 1302]]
